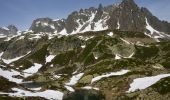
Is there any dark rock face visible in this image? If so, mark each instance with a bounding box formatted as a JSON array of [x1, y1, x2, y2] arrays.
[[0, 76, 17, 92], [141, 7, 170, 33], [63, 89, 104, 100], [0, 28, 9, 35], [93, 4, 104, 22], [48, 36, 82, 54], [65, 7, 97, 33], [2, 38, 36, 59], [29, 18, 55, 33], [54, 19, 66, 33], [65, 11, 80, 33], [0, 25, 18, 35], [29, 0, 170, 35], [1, 35, 48, 59], [7, 25, 18, 35], [107, 0, 146, 32]]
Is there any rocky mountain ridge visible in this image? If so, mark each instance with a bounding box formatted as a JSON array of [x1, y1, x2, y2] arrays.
[[1, 0, 170, 40], [28, 0, 170, 38]]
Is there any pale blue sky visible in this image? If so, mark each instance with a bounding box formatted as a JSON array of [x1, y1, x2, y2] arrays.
[[0, 0, 170, 30]]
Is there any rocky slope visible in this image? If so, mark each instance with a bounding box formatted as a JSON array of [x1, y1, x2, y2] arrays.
[[0, 0, 170, 100], [0, 30, 170, 100]]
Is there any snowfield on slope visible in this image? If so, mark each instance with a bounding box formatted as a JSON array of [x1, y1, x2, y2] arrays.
[[127, 73, 170, 93], [0, 63, 43, 83], [2, 51, 31, 64], [23, 63, 43, 77], [115, 52, 134, 60], [45, 55, 55, 63], [82, 86, 99, 90], [64, 86, 75, 92], [91, 69, 130, 83], [0, 67, 23, 83], [145, 17, 170, 40], [65, 73, 84, 86], [0, 88, 63, 100]]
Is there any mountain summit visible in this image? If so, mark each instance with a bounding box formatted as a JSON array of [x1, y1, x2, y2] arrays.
[[0, 25, 18, 35], [28, 0, 170, 39]]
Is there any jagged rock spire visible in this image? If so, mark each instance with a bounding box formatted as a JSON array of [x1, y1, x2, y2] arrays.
[[93, 3, 104, 22], [122, 0, 135, 4], [120, 0, 138, 9], [7, 25, 18, 32], [98, 3, 103, 11]]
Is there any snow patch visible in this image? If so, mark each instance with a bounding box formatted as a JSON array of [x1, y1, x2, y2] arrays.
[[107, 32, 113, 37], [94, 56, 98, 60], [82, 86, 99, 90], [72, 69, 79, 75], [145, 17, 170, 40], [65, 73, 84, 86], [93, 19, 108, 31], [23, 30, 34, 34], [0, 34, 7, 38], [145, 18, 161, 36], [23, 63, 42, 77], [0, 88, 64, 100], [91, 70, 130, 83], [17, 31, 22, 35], [124, 52, 134, 58], [70, 12, 108, 34], [17, 36, 25, 40], [71, 12, 96, 34], [70, 19, 84, 34], [136, 41, 150, 47], [46, 55, 55, 63], [50, 24, 55, 29], [152, 65, 164, 70], [120, 38, 130, 44], [53, 19, 59, 21], [4, 35, 18, 41], [0, 52, 4, 58], [2, 27, 9, 30], [65, 86, 75, 92], [42, 22, 48, 26], [28, 87, 42, 91], [58, 28, 68, 36], [0, 67, 22, 83], [115, 54, 121, 60], [2, 51, 31, 64], [81, 45, 86, 48], [81, 12, 96, 33], [116, 20, 120, 29], [29, 34, 42, 40], [115, 52, 134, 59], [53, 75, 61, 79], [127, 74, 170, 93], [85, 36, 94, 41]]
